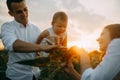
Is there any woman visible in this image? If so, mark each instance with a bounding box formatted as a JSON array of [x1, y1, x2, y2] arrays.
[[65, 24, 120, 80]]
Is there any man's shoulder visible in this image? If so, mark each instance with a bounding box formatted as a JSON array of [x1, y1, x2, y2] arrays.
[[2, 21, 13, 26], [1, 21, 14, 29]]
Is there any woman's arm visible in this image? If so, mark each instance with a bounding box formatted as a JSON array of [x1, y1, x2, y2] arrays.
[[64, 58, 81, 80], [79, 48, 91, 73], [64, 46, 91, 80]]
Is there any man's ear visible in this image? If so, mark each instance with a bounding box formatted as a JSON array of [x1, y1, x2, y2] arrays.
[[8, 11, 14, 16]]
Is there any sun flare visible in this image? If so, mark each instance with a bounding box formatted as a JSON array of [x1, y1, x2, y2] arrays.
[[67, 38, 99, 52], [0, 40, 4, 51]]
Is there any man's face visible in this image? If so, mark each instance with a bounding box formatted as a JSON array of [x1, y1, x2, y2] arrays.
[[9, 1, 28, 26]]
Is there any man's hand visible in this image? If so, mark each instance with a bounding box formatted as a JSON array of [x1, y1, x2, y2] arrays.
[[39, 44, 59, 52]]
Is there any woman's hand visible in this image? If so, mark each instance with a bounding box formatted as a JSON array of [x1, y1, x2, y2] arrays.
[[63, 46, 83, 80], [79, 48, 91, 73], [63, 57, 81, 80]]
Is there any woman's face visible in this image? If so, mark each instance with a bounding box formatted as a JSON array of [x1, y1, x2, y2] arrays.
[[97, 28, 111, 52]]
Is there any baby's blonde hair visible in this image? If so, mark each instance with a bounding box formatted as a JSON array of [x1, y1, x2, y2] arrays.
[[52, 11, 68, 23]]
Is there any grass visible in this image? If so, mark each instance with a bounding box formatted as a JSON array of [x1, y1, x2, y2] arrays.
[[0, 50, 8, 80]]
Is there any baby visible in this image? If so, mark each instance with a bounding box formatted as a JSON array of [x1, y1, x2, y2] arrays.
[[36, 11, 68, 57]]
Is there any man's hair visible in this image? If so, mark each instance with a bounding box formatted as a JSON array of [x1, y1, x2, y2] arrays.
[[52, 11, 68, 23], [105, 24, 120, 40], [6, 0, 25, 12]]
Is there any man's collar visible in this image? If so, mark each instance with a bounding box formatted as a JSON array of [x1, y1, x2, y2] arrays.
[[13, 19, 30, 28]]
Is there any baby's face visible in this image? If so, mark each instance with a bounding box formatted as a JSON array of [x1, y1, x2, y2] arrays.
[[52, 19, 67, 35]]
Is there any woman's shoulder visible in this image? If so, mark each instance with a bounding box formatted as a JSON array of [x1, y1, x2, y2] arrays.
[[109, 38, 120, 47], [106, 38, 120, 55]]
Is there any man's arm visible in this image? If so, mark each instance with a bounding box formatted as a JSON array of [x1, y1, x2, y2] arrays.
[[13, 39, 58, 52]]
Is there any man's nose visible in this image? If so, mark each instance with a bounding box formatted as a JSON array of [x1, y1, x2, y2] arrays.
[[22, 11, 27, 17]]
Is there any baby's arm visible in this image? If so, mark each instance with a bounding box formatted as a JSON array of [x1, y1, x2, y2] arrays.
[[36, 30, 49, 57], [36, 30, 49, 44], [61, 35, 67, 47]]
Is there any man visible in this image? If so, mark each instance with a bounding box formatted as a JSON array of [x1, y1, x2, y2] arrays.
[[1, 0, 57, 80]]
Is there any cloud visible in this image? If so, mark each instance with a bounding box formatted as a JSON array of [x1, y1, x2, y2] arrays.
[[78, 0, 120, 21], [0, 0, 111, 38], [61, 0, 80, 9], [68, 10, 105, 32], [0, 1, 12, 24], [27, 0, 59, 22], [1, 0, 120, 50]]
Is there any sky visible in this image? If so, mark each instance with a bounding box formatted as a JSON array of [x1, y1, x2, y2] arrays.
[[0, 0, 120, 51]]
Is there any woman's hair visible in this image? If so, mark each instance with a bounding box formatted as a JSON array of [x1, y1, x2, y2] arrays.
[[105, 24, 120, 40]]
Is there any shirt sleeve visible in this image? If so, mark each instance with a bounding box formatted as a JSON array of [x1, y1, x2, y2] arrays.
[[81, 68, 93, 80], [81, 39, 120, 80], [1, 22, 17, 51]]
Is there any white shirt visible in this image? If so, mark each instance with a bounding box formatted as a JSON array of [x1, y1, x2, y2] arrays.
[[1, 20, 41, 80], [81, 38, 120, 80]]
